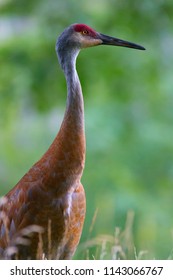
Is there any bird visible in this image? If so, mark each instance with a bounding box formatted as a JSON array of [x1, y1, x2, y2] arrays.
[[0, 23, 145, 260]]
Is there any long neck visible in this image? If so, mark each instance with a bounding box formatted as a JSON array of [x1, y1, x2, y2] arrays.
[[45, 50, 85, 188]]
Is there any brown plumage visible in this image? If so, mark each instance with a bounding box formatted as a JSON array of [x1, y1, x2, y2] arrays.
[[0, 23, 145, 259]]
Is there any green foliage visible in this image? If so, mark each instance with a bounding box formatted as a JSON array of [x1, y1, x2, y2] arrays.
[[1, 0, 173, 259]]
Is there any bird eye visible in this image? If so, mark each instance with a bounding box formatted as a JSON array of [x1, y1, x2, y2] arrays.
[[81, 30, 89, 35]]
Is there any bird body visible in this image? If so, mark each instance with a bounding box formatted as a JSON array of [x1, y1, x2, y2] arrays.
[[0, 24, 145, 259]]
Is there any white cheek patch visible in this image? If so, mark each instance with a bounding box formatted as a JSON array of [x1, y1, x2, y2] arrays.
[[81, 38, 102, 48]]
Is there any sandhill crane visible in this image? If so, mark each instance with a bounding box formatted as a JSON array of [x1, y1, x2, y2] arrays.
[[0, 23, 145, 259]]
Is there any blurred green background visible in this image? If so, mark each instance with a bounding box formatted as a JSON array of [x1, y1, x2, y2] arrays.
[[1, 0, 173, 259]]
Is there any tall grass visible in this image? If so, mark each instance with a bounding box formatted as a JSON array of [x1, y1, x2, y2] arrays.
[[77, 210, 148, 260], [0, 198, 172, 260]]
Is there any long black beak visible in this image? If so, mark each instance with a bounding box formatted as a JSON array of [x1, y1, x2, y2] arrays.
[[99, 33, 145, 50]]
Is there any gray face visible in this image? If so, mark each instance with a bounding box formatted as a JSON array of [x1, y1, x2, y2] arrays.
[[56, 26, 81, 54]]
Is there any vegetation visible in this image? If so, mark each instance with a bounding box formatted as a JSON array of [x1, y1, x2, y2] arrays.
[[0, 0, 173, 259]]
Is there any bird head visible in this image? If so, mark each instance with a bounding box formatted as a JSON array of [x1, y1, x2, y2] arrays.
[[56, 23, 145, 73], [57, 23, 145, 52]]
